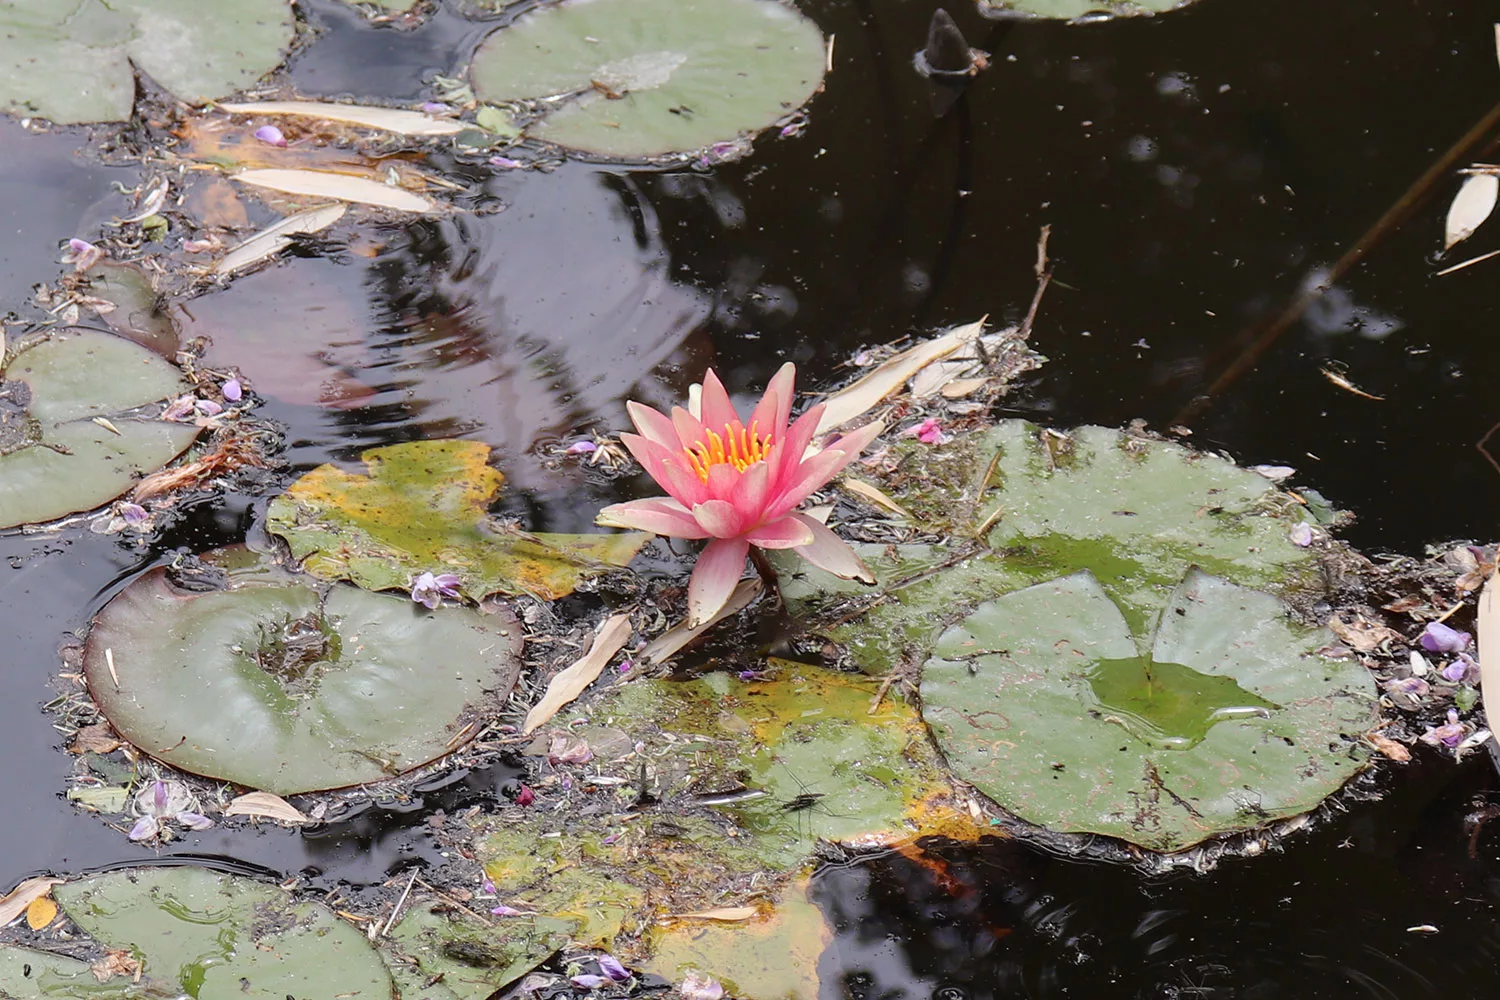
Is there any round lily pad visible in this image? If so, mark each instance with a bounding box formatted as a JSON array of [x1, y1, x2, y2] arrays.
[[84, 547, 523, 794], [0, 328, 200, 529], [921, 568, 1377, 853], [0, 0, 294, 124], [468, 0, 827, 159], [976, 0, 1197, 20]]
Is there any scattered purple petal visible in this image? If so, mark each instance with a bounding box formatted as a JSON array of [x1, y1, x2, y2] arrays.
[[904, 417, 949, 446], [411, 571, 461, 609], [117, 502, 148, 525], [489, 155, 524, 169], [566, 440, 599, 455], [152, 780, 169, 813], [681, 971, 725, 1000], [602, 831, 621, 845], [128, 816, 159, 842], [548, 734, 593, 765], [1419, 708, 1467, 748], [481, 878, 497, 895], [515, 783, 535, 806], [421, 102, 451, 115], [491, 904, 524, 916], [1382, 676, 1430, 698], [571, 975, 608, 990], [175, 811, 215, 831], [254, 124, 288, 147], [598, 955, 630, 982], [222, 378, 243, 402], [63, 237, 104, 271], [1419, 621, 1471, 654], [194, 399, 223, 417], [617, 658, 634, 674], [1288, 521, 1314, 547], [1441, 653, 1479, 685]]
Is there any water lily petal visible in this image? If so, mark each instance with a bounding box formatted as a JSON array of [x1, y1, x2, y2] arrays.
[[598, 955, 631, 982], [670, 405, 709, 453], [745, 515, 815, 549], [572, 975, 608, 990], [1419, 621, 1471, 654], [704, 462, 742, 502], [825, 419, 885, 464], [691, 499, 747, 538], [628, 400, 681, 450], [765, 448, 845, 520], [688, 537, 750, 626], [175, 811, 215, 831], [775, 403, 827, 480], [698, 368, 739, 433], [596, 497, 710, 538], [620, 434, 707, 508], [749, 362, 796, 438], [731, 461, 773, 520], [128, 816, 159, 842], [790, 513, 875, 582]]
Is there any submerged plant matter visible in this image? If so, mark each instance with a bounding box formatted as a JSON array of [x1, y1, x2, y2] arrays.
[[597, 364, 882, 625]]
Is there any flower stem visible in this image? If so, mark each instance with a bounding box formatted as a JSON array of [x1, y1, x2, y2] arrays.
[[748, 548, 780, 593]]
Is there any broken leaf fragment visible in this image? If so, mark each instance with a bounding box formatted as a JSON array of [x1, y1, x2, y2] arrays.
[[468, 0, 827, 159], [0, 329, 200, 529], [1445, 171, 1498, 249], [921, 569, 1376, 852], [0, 0, 294, 124], [267, 439, 647, 600], [83, 546, 523, 794], [976, 0, 1198, 20]]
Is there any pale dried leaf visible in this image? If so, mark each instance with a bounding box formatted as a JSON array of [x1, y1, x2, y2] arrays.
[[234, 169, 434, 213], [1480, 566, 1500, 735], [1327, 614, 1401, 653], [0, 877, 63, 926], [910, 358, 972, 399], [1444, 173, 1498, 249], [638, 579, 762, 666], [1367, 732, 1411, 762], [223, 791, 309, 823], [25, 896, 57, 930], [68, 722, 122, 754], [90, 949, 142, 984], [815, 317, 988, 436], [523, 613, 634, 735], [940, 377, 990, 399], [669, 905, 760, 922], [218, 100, 465, 137], [215, 204, 347, 275], [840, 478, 912, 518]]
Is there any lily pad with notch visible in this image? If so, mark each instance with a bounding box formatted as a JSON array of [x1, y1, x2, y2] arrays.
[[83, 546, 523, 795], [0, 328, 200, 529], [921, 568, 1377, 853], [0, 0, 295, 124], [266, 439, 648, 601], [468, 0, 827, 160]]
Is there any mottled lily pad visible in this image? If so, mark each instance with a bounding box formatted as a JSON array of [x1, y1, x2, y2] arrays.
[[922, 569, 1376, 852], [84, 546, 523, 794], [0, 0, 295, 124], [460, 666, 977, 986], [0, 328, 200, 529], [387, 896, 576, 1000], [977, 0, 1197, 20], [266, 439, 647, 601], [468, 0, 826, 159], [0, 867, 389, 998]]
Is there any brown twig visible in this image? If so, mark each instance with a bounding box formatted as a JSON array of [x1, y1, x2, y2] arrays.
[[1018, 224, 1053, 342]]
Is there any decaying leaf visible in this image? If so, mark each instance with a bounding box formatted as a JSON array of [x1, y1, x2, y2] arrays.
[[0, 877, 63, 927], [215, 203, 347, 275], [1367, 732, 1412, 763], [1444, 173, 1498, 249], [523, 614, 633, 735], [25, 896, 57, 931], [224, 791, 309, 823], [233, 168, 434, 212], [68, 722, 122, 755], [218, 100, 465, 137], [1328, 614, 1402, 653], [839, 478, 912, 518], [815, 318, 986, 436], [637, 578, 763, 666], [89, 949, 143, 984], [666, 905, 760, 922]]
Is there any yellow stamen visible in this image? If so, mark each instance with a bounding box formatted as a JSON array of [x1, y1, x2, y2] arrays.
[[682, 419, 772, 482]]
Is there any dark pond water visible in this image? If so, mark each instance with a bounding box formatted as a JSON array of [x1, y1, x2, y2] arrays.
[[5, 0, 1500, 996]]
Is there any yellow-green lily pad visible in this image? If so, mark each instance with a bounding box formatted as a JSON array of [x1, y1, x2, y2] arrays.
[[0, 328, 200, 529], [266, 439, 647, 601], [468, 0, 826, 160], [84, 546, 524, 794]]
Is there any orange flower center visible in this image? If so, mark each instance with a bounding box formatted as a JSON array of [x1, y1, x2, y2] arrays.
[[683, 420, 772, 483]]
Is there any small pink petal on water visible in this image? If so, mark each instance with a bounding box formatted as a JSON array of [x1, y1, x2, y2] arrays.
[[1288, 522, 1314, 547], [222, 378, 243, 402], [489, 156, 523, 169], [253, 125, 288, 147], [566, 440, 598, 455]]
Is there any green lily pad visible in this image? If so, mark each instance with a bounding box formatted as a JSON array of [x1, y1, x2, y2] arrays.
[[0, 0, 295, 124], [83, 546, 523, 794], [921, 569, 1376, 852], [47, 867, 392, 999], [0, 328, 200, 529], [386, 897, 575, 1000], [976, 0, 1197, 20], [0, 943, 145, 999], [266, 439, 648, 601], [468, 0, 826, 159]]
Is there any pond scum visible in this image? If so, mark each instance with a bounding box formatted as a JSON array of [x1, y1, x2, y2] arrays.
[[0, 1, 1495, 998]]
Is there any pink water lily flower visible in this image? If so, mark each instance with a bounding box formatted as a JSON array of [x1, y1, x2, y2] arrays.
[[597, 363, 882, 626]]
